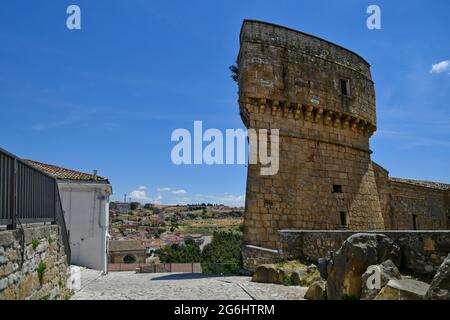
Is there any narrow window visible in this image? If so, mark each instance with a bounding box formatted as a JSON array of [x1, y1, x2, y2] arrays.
[[340, 79, 349, 96], [332, 185, 343, 193], [412, 214, 418, 230], [447, 210, 450, 229], [340, 211, 347, 227]]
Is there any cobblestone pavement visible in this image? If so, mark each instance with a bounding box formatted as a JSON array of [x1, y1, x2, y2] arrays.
[[71, 268, 307, 300]]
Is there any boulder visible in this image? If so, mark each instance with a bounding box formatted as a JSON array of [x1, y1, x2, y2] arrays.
[[251, 264, 281, 284], [374, 279, 430, 300], [306, 264, 317, 273], [304, 280, 327, 300], [361, 260, 402, 300], [291, 270, 308, 286], [278, 268, 292, 285], [426, 253, 450, 300], [326, 233, 401, 300]]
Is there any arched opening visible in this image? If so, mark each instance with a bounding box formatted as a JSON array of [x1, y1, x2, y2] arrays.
[[123, 254, 136, 264]]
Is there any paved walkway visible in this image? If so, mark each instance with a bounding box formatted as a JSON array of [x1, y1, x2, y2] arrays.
[[71, 268, 307, 300]]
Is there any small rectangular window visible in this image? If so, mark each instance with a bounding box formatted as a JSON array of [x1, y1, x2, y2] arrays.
[[340, 211, 347, 227], [332, 185, 343, 193], [412, 214, 418, 230], [340, 79, 349, 96]]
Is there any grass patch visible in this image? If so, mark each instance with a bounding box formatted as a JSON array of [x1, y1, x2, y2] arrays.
[[283, 274, 293, 286], [37, 261, 47, 286], [32, 239, 40, 250]]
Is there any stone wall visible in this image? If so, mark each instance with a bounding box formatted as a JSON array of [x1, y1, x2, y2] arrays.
[[239, 20, 384, 249], [278, 230, 450, 276], [0, 225, 69, 300], [238, 20, 450, 252], [389, 180, 449, 230], [373, 164, 449, 230], [242, 245, 279, 272]]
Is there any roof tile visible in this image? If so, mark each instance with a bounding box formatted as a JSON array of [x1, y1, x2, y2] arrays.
[[25, 159, 109, 183]]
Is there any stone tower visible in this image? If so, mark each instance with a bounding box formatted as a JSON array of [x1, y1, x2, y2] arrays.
[[238, 20, 385, 249]]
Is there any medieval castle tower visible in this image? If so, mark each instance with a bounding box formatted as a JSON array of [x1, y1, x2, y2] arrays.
[[238, 20, 450, 249]]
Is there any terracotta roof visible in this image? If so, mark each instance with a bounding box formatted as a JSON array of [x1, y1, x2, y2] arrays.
[[109, 240, 146, 252], [24, 159, 109, 183], [390, 177, 450, 191]]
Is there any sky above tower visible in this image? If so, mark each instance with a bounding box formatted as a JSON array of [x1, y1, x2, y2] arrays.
[[1, 0, 449, 205]]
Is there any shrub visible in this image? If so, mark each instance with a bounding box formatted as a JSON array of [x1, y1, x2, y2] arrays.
[[201, 231, 242, 275], [159, 243, 201, 263], [283, 274, 293, 286], [32, 239, 40, 250], [37, 261, 47, 286], [229, 64, 239, 82]]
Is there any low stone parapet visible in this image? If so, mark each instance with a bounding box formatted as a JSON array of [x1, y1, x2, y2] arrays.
[[278, 230, 450, 276], [0, 225, 69, 300], [242, 245, 279, 272]]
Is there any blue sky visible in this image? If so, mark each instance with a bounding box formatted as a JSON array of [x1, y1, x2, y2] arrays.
[[1, 1, 449, 206]]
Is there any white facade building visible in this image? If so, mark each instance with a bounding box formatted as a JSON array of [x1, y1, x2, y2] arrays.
[[26, 160, 112, 274]]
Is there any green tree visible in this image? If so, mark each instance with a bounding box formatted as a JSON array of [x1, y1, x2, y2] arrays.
[[130, 202, 140, 210], [201, 231, 242, 275], [159, 243, 201, 263], [229, 64, 239, 82]]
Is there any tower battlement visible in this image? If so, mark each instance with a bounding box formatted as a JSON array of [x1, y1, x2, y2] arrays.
[[239, 20, 376, 136]]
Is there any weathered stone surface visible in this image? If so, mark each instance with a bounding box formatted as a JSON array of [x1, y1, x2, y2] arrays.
[[0, 277, 8, 291], [0, 226, 69, 300], [326, 233, 401, 300], [375, 279, 430, 300], [291, 270, 308, 286], [306, 264, 317, 273], [18, 274, 33, 299], [305, 280, 327, 300], [278, 230, 450, 277], [238, 20, 450, 273], [426, 253, 450, 300], [251, 264, 281, 284], [361, 260, 402, 300], [0, 287, 17, 300], [0, 231, 15, 247], [242, 245, 278, 272]]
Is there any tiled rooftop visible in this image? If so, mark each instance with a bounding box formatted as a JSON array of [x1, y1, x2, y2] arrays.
[[109, 240, 146, 252], [25, 159, 109, 183]]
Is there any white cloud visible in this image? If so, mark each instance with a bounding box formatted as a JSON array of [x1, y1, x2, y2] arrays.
[[128, 189, 162, 204], [176, 197, 192, 205], [430, 60, 450, 74], [212, 194, 245, 207], [153, 194, 163, 204], [129, 190, 148, 201], [172, 189, 187, 195], [157, 187, 187, 194], [189, 193, 245, 207], [138, 186, 148, 190]]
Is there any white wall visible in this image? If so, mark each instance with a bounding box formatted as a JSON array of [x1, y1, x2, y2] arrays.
[[58, 182, 111, 273]]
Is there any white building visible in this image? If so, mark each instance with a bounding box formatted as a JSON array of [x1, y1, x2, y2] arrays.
[[26, 160, 112, 274]]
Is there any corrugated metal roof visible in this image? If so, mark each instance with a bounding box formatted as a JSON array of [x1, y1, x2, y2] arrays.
[[25, 159, 109, 183]]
